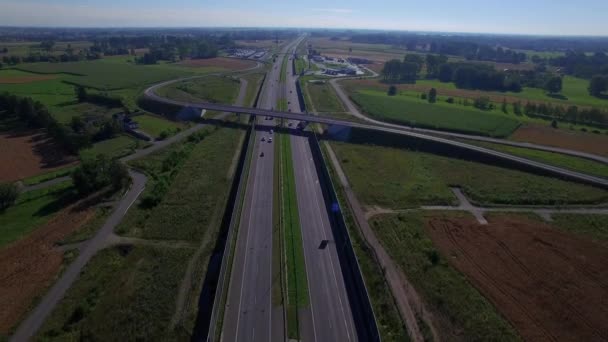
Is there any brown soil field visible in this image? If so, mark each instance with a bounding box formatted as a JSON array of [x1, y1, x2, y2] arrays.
[[235, 39, 283, 48], [0, 75, 57, 84], [425, 214, 608, 342], [0, 130, 78, 183], [511, 124, 608, 156], [178, 57, 257, 71], [0, 199, 95, 334]]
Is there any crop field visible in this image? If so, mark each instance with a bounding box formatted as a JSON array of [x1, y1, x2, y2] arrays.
[[329, 141, 608, 207], [177, 57, 257, 71], [371, 212, 519, 341], [423, 212, 608, 341], [79, 135, 139, 161], [463, 139, 608, 178], [132, 114, 185, 138], [235, 39, 281, 48], [307, 37, 407, 62], [301, 79, 345, 113], [0, 69, 57, 83], [16, 59, 193, 90], [0, 129, 78, 182], [36, 245, 194, 341], [157, 75, 240, 105], [0, 41, 93, 57], [350, 89, 521, 137], [511, 124, 608, 156], [0, 183, 100, 336]]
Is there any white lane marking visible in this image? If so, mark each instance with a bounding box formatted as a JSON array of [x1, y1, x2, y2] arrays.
[[235, 134, 261, 342], [300, 138, 353, 341]]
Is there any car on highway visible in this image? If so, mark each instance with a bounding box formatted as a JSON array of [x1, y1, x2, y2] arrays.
[[261, 137, 266, 142], [260, 152, 264, 157], [270, 129, 273, 134], [268, 137, 273, 143]]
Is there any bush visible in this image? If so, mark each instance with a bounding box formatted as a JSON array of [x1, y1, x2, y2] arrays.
[[387, 85, 397, 96], [0, 183, 18, 210], [421, 93, 427, 100], [72, 155, 130, 196], [446, 97, 455, 104]]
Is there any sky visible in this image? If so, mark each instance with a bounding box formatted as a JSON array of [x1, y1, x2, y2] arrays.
[[2, 0, 608, 36]]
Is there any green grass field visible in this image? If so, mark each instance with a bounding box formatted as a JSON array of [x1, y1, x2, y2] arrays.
[[21, 166, 76, 186], [551, 214, 608, 243], [330, 141, 608, 207], [15, 59, 193, 90], [0, 181, 73, 247], [132, 114, 185, 138], [351, 89, 521, 137], [303, 79, 345, 113], [36, 245, 194, 341], [278, 133, 309, 339], [463, 140, 608, 179], [157, 75, 240, 105], [79, 135, 139, 161], [117, 126, 242, 241], [371, 211, 519, 341]]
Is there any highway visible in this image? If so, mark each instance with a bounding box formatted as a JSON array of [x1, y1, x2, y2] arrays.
[[221, 37, 304, 342], [284, 46, 359, 341], [142, 91, 608, 189]]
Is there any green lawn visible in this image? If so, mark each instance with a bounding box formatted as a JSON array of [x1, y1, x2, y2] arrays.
[[371, 211, 519, 342], [22, 166, 77, 186], [351, 89, 521, 137], [279, 133, 309, 339], [157, 75, 240, 105], [551, 214, 608, 243], [330, 141, 608, 207], [36, 245, 194, 341], [132, 114, 185, 138], [79, 135, 139, 161], [463, 140, 608, 179], [0, 181, 73, 248]]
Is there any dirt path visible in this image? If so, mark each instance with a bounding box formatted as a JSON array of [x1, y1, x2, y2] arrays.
[[365, 187, 608, 224]]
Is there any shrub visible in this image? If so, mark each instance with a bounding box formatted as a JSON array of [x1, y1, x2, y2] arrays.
[[0, 183, 18, 210]]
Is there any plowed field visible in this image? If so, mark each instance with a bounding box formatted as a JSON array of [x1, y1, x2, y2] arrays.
[[425, 214, 608, 341], [511, 124, 608, 156], [0, 199, 95, 334], [0, 130, 77, 183]]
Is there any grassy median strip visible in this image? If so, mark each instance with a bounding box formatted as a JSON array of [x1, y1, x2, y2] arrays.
[[280, 55, 288, 83], [278, 132, 309, 339]]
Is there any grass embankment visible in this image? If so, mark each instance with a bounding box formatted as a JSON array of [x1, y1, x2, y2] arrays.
[[302, 78, 345, 113], [280, 55, 288, 83], [330, 141, 608, 207], [551, 214, 608, 243], [0, 181, 73, 247], [278, 133, 309, 339], [36, 245, 194, 340], [321, 143, 409, 341], [132, 114, 185, 139], [370, 211, 520, 341], [295, 57, 306, 75], [21, 166, 76, 186], [350, 89, 521, 137], [157, 75, 240, 105], [463, 140, 608, 179]]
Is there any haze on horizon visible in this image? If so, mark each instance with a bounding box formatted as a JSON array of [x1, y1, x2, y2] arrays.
[[2, 0, 608, 36]]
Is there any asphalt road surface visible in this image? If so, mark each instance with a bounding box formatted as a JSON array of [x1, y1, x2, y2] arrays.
[[284, 47, 359, 341], [222, 36, 305, 342]]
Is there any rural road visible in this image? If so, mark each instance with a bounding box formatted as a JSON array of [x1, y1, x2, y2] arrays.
[[285, 45, 359, 341], [221, 38, 303, 342], [9, 68, 256, 341]]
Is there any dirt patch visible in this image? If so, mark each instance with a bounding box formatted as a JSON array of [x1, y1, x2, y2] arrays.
[[0, 199, 96, 334], [424, 214, 608, 341], [0, 75, 57, 84], [0, 130, 78, 182], [178, 57, 257, 71], [511, 124, 608, 156]]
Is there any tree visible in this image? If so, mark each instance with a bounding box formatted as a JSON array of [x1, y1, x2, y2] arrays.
[[399, 62, 419, 83], [70, 116, 85, 133], [404, 54, 424, 73], [428, 88, 437, 103], [545, 76, 563, 94], [72, 155, 130, 196], [0, 183, 18, 210], [438, 64, 453, 82], [387, 85, 397, 96], [513, 101, 522, 115], [75, 86, 87, 103], [588, 75, 608, 97], [551, 119, 558, 128], [501, 99, 508, 113]]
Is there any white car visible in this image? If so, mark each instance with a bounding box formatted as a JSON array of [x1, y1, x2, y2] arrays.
[[268, 137, 273, 143], [270, 129, 274, 134]]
